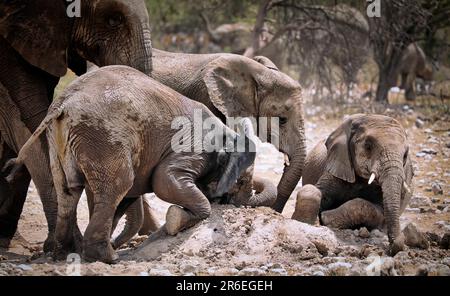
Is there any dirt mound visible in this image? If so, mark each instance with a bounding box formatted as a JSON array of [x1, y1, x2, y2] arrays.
[[128, 205, 339, 267]]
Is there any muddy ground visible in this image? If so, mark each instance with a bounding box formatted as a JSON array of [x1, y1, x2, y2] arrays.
[[0, 96, 449, 276]]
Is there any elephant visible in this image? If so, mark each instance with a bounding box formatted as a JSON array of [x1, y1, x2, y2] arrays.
[[395, 43, 434, 100], [8, 65, 256, 263], [151, 49, 306, 213], [292, 114, 414, 255], [0, 0, 152, 251]]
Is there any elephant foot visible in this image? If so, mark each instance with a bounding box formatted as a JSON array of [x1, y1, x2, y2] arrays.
[[389, 234, 405, 256], [164, 205, 196, 236], [292, 185, 321, 224], [43, 234, 57, 253], [83, 240, 118, 264]]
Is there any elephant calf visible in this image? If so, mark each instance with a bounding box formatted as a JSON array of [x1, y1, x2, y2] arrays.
[[9, 66, 256, 263], [292, 114, 414, 255]]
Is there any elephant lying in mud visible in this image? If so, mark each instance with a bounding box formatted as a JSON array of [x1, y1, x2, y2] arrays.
[[292, 114, 414, 255], [7, 66, 256, 263], [151, 49, 306, 212]]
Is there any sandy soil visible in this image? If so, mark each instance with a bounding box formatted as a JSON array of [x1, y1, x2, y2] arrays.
[[0, 99, 449, 276]]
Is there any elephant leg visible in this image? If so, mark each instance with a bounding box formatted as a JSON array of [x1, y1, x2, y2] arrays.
[[0, 157, 30, 248], [138, 196, 160, 235], [0, 83, 57, 252], [81, 158, 134, 263], [320, 198, 385, 230], [50, 145, 83, 260], [111, 197, 143, 250], [292, 184, 322, 224], [153, 162, 211, 236], [404, 73, 416, 100]]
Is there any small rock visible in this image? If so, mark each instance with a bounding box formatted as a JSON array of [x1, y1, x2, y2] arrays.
[[312, 271, 325, 276], [394, 251, 409, 261], [139, 271, 149, 276], [270, 268, 288, 276], [426, 232, 442, 246], [313, 241, 329, 256], [403, 223, 429, 249], [431, 183, 443, 195], [327, 262, 352, 276], [149, 268, 173, 276], [371, 229, 385, 238], [16, 264, 33, 271], [446, 141, 450, 149], [420, 148, 437, 155], [429, 264, 450, 276], [180, 263, 196, 274], [238, 267, 266, 276], [440, 233, 450, 250], [183, 273, 195, 276], [381, 257, 397, 276], [358, 227, 370, 238], [415, 265, 429, 276], [415, 118, 425, 128]]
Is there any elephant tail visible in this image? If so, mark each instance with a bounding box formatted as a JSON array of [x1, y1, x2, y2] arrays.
[[2, 105, 65, 182]]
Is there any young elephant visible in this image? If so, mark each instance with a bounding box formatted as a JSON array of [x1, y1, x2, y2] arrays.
[[9, 65, 256, 263], [292, 114, 414, 255]]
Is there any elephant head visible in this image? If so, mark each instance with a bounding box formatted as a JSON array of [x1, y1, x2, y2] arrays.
[[202, 55, 305, 212], [0, 0, 152, 77], [324, 114, 413, 252]]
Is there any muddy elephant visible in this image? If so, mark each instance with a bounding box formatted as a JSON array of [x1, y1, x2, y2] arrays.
[[292, 114, 414, 255], [151, 49, 306, 213], [0, 0, 152, 251], [9, 65, 256, 263], [396, 43, 434, 100]]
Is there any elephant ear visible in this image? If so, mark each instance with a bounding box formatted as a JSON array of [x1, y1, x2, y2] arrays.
[[203, 56, 257, 117], [253, 56, 279, 71], [325, 116, 358, 183], [0, 0, 70, 77]]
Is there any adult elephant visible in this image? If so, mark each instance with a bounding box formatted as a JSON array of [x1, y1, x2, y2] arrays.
[[0, 0, 152, 251], [395, 43, 434, 100], [293, 114, 414, 255], [151, 49, 306, 213]]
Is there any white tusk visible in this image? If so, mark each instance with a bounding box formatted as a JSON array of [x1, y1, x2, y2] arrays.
[[403, 181, 411, 195], [368, 173, 376, 185], [284, 154, 290, 167]]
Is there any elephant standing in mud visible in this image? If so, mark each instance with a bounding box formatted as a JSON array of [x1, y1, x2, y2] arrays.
[[292, 114, 414, 255], [396, 43, 435, 100], [9, 66, 256, 263], [0, 0, 153, 251], [151, 49, 306, 213]]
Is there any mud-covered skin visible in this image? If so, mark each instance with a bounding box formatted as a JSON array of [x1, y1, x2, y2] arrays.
[[13, 66, 255, 263], [0, 0, 152, 251], [293, 114, 414, 255], [152, 49, 306, 213]]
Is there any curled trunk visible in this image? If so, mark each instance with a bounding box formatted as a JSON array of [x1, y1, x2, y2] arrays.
[[245, 176, 277, 207]]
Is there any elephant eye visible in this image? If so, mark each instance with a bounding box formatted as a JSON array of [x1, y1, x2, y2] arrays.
[[279, 117, 287, 125], [107, 13, 124, 28], [364, 140, 372, 152]]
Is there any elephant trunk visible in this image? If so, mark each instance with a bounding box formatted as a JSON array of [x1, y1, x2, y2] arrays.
[[130, 22, 152, 76], [246, 176, 277, 207], [379, 161, 405, 254], [272, 120, 306, 213]]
